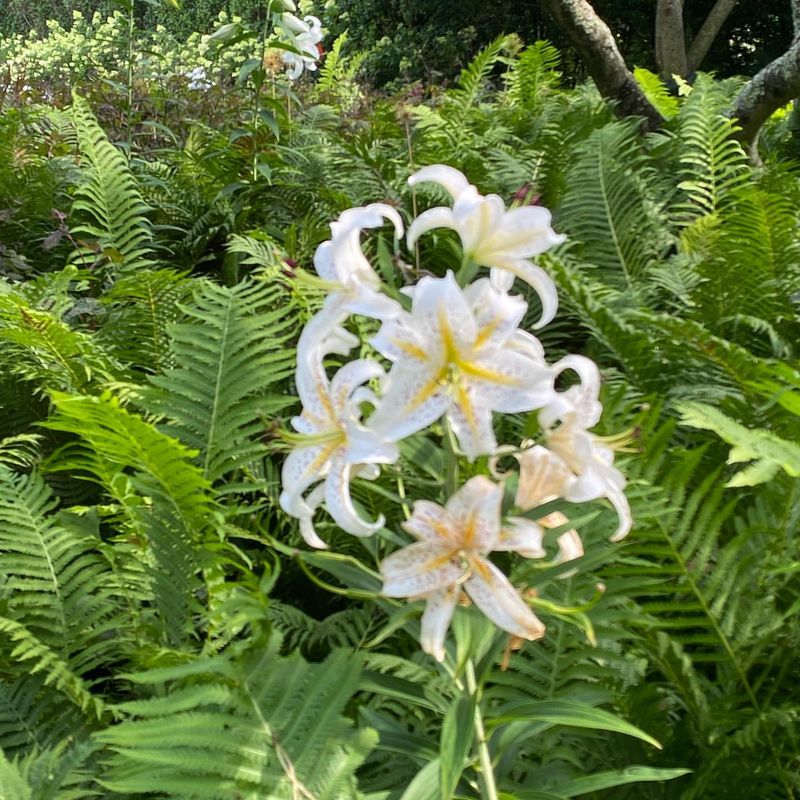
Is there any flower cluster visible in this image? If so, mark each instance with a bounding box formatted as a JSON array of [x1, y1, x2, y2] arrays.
[[280, 165, 632, 661], [275, 11, 324, 80]]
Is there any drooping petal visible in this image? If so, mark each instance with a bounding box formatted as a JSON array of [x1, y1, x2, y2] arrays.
[[280, 441, 339, 517], [330, 359, 385, 410], [406, 206, 458, 251], [464, 278, 528, 349], [381, 543, 465, 597], [324, 455, 385, 537], [420, 586, 460, 662], [408, 164, 471, 199], [489, 260, 559, 329], [446, 386, 499, 460], [515, 445, 575, 510], [496, 517, 546, 559], [486, 204, 566, 261], [297, 484, 329, 549], [464, 557, 545, 641], [556, 529, 584, 563]]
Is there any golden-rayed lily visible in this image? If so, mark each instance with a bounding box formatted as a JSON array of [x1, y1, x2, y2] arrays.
[[280, 324, 398, 549], [369, 272, 554, 459], [406, 165, 565, 328], [380, 476, 546, 661], [311, 203, 404, 332], [539, 355, 632, 542], [279, 13, 324, 79]]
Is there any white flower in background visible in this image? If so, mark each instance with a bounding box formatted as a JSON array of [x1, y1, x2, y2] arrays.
[[539, 355, 632, 542], [369, 273, 553, 459], [279, 13, 324, 80], [279, 324, 398, 549], [380, 476, 546, 661], [311, 203, 404, 332], [406, 165, 565, 328], [186, 66, 212, 90]]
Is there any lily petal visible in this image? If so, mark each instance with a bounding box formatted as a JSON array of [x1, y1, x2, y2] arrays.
[[465, 557, 545, 641], [325, 455, 385, 537], [489, 260, 559, 329], [406, 206, 458, 251], [381, 542, 465, 597], [445, 476, 503, 550], [420, 586, 460, 662], [408, 164, 471, 199], [497, 517, 546, 559]]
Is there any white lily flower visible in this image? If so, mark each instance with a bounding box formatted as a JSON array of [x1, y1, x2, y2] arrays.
[[539, 355, 632, 542], [369, 273, 554, 459], [406, 165, 565, 328], [279, 13, 324, 79], [311, 203, 404, 332], [280, 324, 398, 549], [380, 476, 546, 661]]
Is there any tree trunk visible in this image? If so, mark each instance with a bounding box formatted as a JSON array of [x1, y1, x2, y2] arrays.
[[687, 0, 739, 72], [539, 0, 664, 130], [732, 1, 800, 146], [655, 0, 688, 78]]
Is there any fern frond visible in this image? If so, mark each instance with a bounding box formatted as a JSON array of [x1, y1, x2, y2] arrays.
[[70, 94, 155, 272], [96, 641, 376, 798], [677, 401, 800, 485], [558, 120, 674, 290], [143, 279, 296, 485]]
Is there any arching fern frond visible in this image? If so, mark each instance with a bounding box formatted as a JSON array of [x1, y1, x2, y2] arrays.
[[96, 640, 376, 798], [70, 94, 155, 272], [143, 278, 297, 486]]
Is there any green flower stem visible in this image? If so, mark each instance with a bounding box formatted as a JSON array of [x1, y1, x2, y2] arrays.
[[455, 255, 480, 287], [443, 417, 460, 498], [466, 658, 499, 800]]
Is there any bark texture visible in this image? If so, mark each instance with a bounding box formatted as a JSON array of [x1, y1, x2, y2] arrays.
[[732, 33, 800, 144], [655, 0, 688, 78], [540, 0, 664, 130], [687, 0, 739, 72]]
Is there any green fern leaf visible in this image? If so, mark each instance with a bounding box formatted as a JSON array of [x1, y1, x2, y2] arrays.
[[677, 401, 800, 485]]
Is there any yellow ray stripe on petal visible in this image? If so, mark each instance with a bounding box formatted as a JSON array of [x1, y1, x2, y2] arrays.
[[459, 360, 520, 386], [404, 369, 447, 412], [389, 336, 429, 362]]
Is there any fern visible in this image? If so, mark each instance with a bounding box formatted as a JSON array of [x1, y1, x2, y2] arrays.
[[672, 75, 751, 225], [143, 278, 296, 485], [70, 94, 155, 272], [96, 640, 376, 798], [677, 401, 800, 485], [558, 119, 674, 291], [504, 41, 562, 112], [42, 392, 216, 647], [633, 67, 679, 119]]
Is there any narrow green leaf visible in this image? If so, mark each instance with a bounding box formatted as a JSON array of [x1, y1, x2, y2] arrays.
[[557, 766, 691, 796], [440, 695, 476, 798], [486, 700, 661, 749]]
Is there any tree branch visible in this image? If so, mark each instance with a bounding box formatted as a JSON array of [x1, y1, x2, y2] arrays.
[[732, 26, 800, 145], [540, 0, 664, 130], [687, 0, 739, 72], [655, 0, 688, 78]]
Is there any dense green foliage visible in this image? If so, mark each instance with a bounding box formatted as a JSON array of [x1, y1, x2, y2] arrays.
[[0, 21, 798, 800]]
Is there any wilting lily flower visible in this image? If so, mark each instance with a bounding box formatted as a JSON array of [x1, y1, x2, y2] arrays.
[[539, 355, 632, 542], [495, 443, 584, 570], [311, 203, 404, 332], [280, 324, 398, 548], [380, 476, 546, 661], [406, 165, 565, 328], [370, 273, 553, 459], [280, 13, 324, 79]]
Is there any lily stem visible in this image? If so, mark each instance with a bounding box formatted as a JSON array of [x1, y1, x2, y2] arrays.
[[465, 659, 499, 800]]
